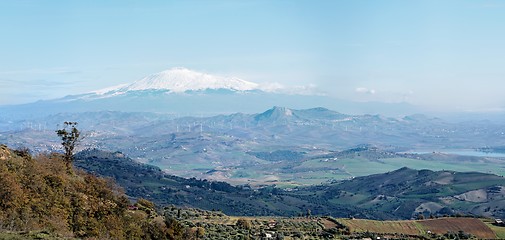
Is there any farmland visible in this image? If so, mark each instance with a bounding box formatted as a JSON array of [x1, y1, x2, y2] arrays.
[[339, 218, 498, 239], [165, 206, 503, 239]]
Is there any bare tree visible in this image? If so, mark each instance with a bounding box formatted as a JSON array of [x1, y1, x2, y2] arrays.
[[56, 122, 80, 171]]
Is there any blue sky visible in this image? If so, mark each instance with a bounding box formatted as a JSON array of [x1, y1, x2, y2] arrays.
[[0, 0, 504, 111]]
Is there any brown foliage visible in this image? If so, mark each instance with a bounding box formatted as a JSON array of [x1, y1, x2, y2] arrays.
[[236, 218, 253, 230], [0, 146, 184, 239]]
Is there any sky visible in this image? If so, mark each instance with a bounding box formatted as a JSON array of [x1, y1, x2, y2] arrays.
[[0, 0, 504, 112]]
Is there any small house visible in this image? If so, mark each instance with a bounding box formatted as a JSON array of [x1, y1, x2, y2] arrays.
[[495, 219, 504, 226]]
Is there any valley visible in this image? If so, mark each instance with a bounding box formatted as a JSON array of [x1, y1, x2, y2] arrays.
[[2, 107, 505, 187], [74, 149, 505, 220]]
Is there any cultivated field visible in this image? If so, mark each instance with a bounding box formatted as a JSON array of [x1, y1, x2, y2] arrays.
[[418, 218, 496, 239], [338, 217, 498, 239]]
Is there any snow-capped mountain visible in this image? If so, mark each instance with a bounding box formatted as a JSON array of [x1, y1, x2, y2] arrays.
[[0, 68, 419, 120], [94, 67, 261, 95]]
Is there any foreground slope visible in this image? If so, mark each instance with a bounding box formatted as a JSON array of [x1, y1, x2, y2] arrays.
[[0, 145, 183, 239]]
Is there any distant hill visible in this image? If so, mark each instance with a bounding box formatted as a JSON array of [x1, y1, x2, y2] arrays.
[[306, 167, 505, 219], [74, 149, 505, 220]]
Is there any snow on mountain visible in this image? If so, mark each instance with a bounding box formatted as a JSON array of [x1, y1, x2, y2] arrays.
[[93, 83, 130, 95], [95, 67, 260, 95]]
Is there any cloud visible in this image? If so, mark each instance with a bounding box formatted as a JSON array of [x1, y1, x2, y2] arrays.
[[258, 82, 324, 96], [355, 87, 376, 95], [258, 82, 285, 92]]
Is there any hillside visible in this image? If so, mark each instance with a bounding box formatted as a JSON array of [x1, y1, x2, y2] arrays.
[[74, 149, 505, 220], [298, 167, 505, 219], [0, 145, 186, 239], [74, 149, 316, 216]]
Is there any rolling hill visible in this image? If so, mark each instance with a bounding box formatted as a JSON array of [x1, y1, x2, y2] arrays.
[[74, 149, 505, 220]]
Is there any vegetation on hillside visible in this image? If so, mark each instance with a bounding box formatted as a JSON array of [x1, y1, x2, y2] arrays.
[[0, 145, 186, 239]]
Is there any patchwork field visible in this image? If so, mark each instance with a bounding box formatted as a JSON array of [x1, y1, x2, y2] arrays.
[[165, 148, 505, 187], [338, 217, 498, 239]]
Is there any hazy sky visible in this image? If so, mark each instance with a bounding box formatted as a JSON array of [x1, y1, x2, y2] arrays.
[[0, 0, 504, 111]]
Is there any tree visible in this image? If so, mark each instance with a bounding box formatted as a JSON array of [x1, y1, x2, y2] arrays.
[[236, 218, 252, 230], [165, 216, 184, 239], [56, 122, 80, 171], [196, 227, 205, 239]]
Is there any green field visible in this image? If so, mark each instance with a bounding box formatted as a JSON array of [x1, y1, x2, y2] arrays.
[[484, 219, 505, 239], [224, 154, 505, 186]]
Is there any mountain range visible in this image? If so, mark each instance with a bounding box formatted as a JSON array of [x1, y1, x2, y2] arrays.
[[0, 68, 419, 120]]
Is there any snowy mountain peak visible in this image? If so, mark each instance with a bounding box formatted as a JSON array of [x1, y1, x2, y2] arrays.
[[117, 67, 259, 93]]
